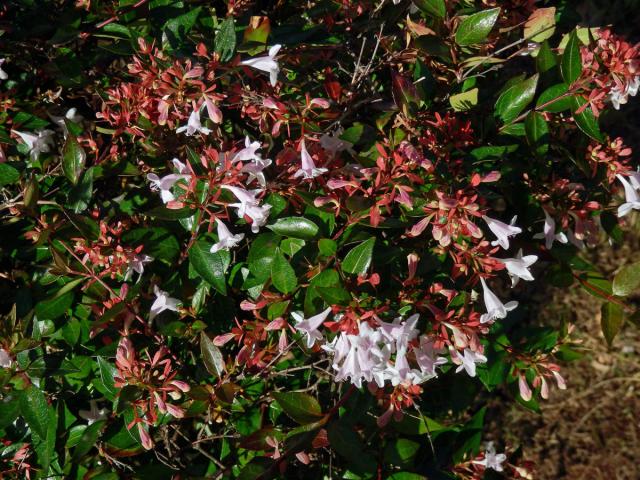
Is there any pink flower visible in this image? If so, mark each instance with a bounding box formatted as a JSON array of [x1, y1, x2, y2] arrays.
[[293, 141, 327, 180], [533, 209, 568, 249], [482, 215, 522, 250], [210, 219, 244, 253], [291, 307, 332, 348], [479, 278, 518, 324], [241, 44, 282, 87]]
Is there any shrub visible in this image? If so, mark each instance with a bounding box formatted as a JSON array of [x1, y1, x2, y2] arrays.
[[0, 0, 638, 478]]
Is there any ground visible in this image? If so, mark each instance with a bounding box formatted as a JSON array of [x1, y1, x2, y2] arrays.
[[490, 227, 640, 479]]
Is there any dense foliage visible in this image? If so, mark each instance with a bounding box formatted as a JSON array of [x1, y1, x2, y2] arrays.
[[0, 0, 639, 478]]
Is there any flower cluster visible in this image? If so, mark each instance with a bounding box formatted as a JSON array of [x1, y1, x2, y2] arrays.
[[0, 1, 638, 478]]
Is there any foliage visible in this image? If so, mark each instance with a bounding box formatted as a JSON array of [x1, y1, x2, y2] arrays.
[[0, 0, 639, 478]]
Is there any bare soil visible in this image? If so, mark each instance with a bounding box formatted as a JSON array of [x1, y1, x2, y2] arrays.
[[490, 229, 640, 479]]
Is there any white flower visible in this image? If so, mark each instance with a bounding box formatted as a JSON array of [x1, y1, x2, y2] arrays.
[[628, 76, 640, 97], [473, 442, 507, 472], [149, 285, 181, 321], [241, 44, 282, 87], [413, 336, 448, 379], [320, 128, 354, 157], [147, 173, 186, 203], [293, 141, 327, 180], [482, 215, 521, 250], [232, 136, 263, 163], [13, 129, 55, 161], [241, 157, 272, 187], [124, 253, 153, 281], [221, 185, 271, 233], [0, 58, 7, 80], [78, 400, 109, 425], [609, 84, 628, 110], [147, 159, 191, 204], [176, 106, 211, 136], [479, 277, 518, 324], [0, 349, 13, 369], [452, 348, 487, 377], [232, 137, 272, 186], [616, 174, 640, 217], [292, 307, 332, 348], [533, 209, 568, 249], [171, 158, 190, 175], [49, 108, 83, 136], [210, 219, 245, 253], [496, 249, 538, 287]]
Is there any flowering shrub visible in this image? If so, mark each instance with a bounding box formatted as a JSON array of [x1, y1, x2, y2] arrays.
[[0, 0, 639, 478]]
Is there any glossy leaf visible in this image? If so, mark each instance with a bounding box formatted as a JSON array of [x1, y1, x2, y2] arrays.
[[561, 30, 582, 84], [495, 74, 539, 123], [272, 391, 323, 424], [201, 332, 225, 379], [189, 241, 230, 295], [215, 17, 237, 62], [62, 133, 86, 185], [536, 83, 572, 112], [601, 302, 625, 346], [525, 111, 549, 155], [267, 217, 319, 239], [342, 237, 375, 275], [455, 8, 500, 46], [271, 250, 297, 294], [571, 96, 604, 142], [612, 262, 640, 297], [413, 0, 446, 18]]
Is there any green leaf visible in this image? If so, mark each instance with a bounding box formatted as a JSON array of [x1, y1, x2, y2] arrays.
[[271, 250, 297, 294], [318, 239, 337, 257], [164, 7, 202, 45], [200, 332, 225, 380], [495, 74, 539, 123], [267, 217, 319, 239], [20, 387, 49, 439], [571, 96, 604, 142], [67, 167, 94, 213], [316, 285, 351, 306], [601, 302, 625, 346], [413, 0, 446, 18], [525, 111, 549, 155], [535, 41, 558, 75], [247, 233, 279, 282], [455, 8, 500, 46], [613, 262, 640, 297], [95, 357, 118, 401], [524, 7, 556, 42], [342, 237, 375, 275], [35, 291, 73, 321], [143, 206, 194, 220], [0, 163, 20, 187], [272, 391, 323, 424], [384, 438, 420, 467], [327, 421, 376, 474], [561, 30, 582, 84], [536, 84, 572, 112], [62, 133, 86, 185], [72, 420, 106, 460], [215, 17, 237, 62], [280, 238, 305, 257], [188, 241, 230, 295], [449, 88, 478, 111]]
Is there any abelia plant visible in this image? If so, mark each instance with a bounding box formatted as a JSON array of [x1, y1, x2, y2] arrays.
[[0, 0, 638, 478]]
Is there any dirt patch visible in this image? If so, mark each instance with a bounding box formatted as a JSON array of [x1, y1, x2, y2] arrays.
[[490, 229, 640, 479]]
